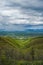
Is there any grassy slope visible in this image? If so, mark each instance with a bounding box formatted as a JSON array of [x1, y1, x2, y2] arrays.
[[24, 37, 43, 49], [0, 36, 43, 61]]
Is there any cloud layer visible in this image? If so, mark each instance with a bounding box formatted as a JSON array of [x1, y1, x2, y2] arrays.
[[0, 0, 43, 31]]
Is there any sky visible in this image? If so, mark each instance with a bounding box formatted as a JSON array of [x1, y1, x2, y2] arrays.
[[0, 0, 43, 31]]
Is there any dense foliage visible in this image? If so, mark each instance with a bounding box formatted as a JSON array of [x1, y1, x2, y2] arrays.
[[0, 36, 43, 65]]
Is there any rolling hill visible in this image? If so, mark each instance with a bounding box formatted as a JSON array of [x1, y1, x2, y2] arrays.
[[0, 36, 43, 65]]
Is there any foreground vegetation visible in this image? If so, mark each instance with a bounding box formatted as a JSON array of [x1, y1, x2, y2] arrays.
[[0, 36, 43, 65], [0, 60, 43, 65]]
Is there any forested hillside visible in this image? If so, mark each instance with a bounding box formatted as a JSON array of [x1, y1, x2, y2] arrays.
[[0, 36, 43, 65]]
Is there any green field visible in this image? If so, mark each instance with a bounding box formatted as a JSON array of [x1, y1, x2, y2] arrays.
[[0, 36, 43, 65]]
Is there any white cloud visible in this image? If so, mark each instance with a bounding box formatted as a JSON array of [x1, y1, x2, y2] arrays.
[[0, 8, 43, 25], [0, 0, 43, 31]]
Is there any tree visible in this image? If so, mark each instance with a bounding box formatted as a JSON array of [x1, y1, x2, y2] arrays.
[[31, 47, 34, 61]]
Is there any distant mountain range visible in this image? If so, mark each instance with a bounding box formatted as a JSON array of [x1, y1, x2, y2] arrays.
[[0, 24, 43, 38], [0, 28, 43, 37]]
